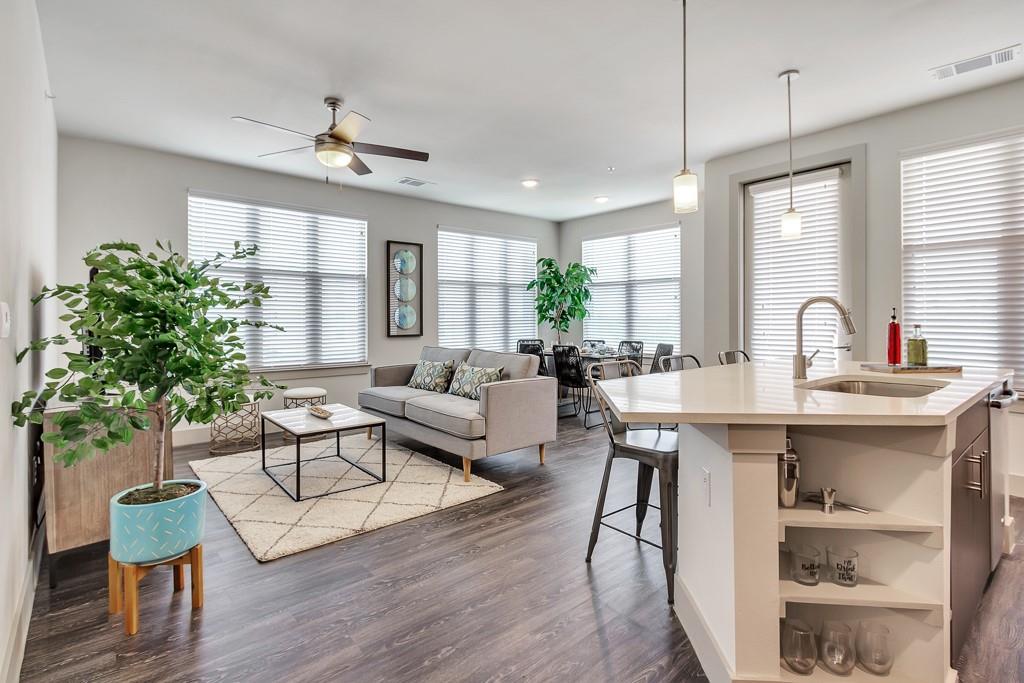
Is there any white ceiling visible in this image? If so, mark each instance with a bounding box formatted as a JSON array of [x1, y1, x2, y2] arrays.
[[37, 0, 1024, 222]]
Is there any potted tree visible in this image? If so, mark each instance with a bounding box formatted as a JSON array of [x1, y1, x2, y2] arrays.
[[526, 257, 596, 344], [11, 240, 281, 564]]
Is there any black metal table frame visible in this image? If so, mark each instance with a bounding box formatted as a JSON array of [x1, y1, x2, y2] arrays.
[[261, 416, 386, 502]]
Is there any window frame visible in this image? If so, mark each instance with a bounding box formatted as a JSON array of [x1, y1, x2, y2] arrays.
[[186, 190, 369, 373], [580, 222, 682, 354], [435, 225, 539, 352]]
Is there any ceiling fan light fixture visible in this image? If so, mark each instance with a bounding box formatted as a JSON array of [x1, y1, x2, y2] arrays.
[[315, 137, 354, 168]]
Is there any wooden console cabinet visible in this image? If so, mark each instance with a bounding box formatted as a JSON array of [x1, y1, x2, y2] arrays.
[[43, 405, 173, 586]]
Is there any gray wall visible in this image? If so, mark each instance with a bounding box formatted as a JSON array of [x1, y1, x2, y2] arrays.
[[57, 137, 559, 440], [1, 0, 58, 678]]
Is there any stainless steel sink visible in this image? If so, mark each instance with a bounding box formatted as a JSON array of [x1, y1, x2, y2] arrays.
[[807, 380, 941, 398]]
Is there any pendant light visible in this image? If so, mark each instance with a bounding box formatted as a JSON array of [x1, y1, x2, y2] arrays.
[[779, 69, 801, 239], [673, 0, 699, 214]]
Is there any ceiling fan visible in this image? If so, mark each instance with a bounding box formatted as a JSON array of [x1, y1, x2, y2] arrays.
[[232, 97, 429, 176]]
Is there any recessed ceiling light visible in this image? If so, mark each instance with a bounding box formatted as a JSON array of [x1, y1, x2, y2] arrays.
[[521, 178, 539, 188], [594, 195, 609, 204]]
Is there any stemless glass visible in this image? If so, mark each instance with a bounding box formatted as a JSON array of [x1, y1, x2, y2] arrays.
[[856, 621, 895, 674], [789, 544, 821, 586], [782, 618, 818, 675], [827, 545, 859, 587], [820, 621, 856, 675]]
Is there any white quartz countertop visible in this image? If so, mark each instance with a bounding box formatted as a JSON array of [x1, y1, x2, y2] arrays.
[[595, 360, 1013, 426]]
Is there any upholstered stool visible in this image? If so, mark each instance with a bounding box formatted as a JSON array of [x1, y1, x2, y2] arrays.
[[282, 387, 327, 442], [209, 398, 260, 455], [108, 544, 204, 636]]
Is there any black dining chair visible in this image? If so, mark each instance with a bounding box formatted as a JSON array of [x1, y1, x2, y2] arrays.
[[585, 359, 679, 604], [552, 344, 599, 428], [661, 354, 702, 371], [617, 340, 644, 366], [516, 338, 548, 376], [718, 349, 751, 365], [649, 343, 674, 374]]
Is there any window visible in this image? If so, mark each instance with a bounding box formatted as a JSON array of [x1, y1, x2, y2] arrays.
[[187, 192, 367, 371], [902, 131, 1024, 374], [744, 167, 845, 361], [437, 228, 537, 352], [582, 225, 681, 351]]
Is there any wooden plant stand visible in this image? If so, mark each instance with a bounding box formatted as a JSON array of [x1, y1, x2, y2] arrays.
[[108, 544, 204, 635]]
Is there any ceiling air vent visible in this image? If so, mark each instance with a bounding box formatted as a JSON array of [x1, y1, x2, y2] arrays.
[[396, 176, 434, 187], [930, 44, 1022, 80]]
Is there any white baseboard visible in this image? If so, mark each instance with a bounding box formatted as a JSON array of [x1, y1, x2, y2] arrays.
[[1, 527, 44, 683], [173, 423, 209, 446], [1010, 473, 1024, 498]]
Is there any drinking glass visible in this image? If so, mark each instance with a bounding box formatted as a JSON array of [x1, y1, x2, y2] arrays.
[[789, 543, 821, 586], [827, 545, 859, 587], [856, 621, 894, 674], [819, 621, 856, 675], [782, 618, 818, 675]]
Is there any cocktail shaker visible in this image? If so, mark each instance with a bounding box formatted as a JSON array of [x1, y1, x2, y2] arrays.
[[778, 438, 800, 508]]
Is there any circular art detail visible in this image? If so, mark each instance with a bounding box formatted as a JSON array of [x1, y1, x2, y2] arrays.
[[393, 249, 417, 274], [394, 304, 418, 330], [394, 276, 417, 302]]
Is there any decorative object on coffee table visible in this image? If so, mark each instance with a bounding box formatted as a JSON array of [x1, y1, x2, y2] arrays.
[[209, 398, 260, 455], [262, 403, 386, 501], [108, 544, 204, 636], [387, 240, 423, 337], [282, 386, 328, 442]]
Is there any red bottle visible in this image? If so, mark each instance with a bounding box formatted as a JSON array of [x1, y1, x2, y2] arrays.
[[887, 307, 902, 366]]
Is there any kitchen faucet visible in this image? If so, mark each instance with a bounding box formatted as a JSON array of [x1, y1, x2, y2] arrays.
[[793, 296, 857, 379]]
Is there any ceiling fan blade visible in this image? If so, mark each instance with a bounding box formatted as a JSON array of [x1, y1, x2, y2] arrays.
[[352, 142, 429, 162], [257, 144, 314, 158], [348, 153, 372, 176], [232, 116, 315, 140], [329, 111, 371, 143]]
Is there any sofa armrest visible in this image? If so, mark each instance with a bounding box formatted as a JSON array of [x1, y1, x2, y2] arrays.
[[371, 363, 417, 387], [479, 376, 557, 456]]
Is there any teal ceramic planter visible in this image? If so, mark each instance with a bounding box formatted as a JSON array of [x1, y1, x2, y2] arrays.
[[109, 479, 208, 564]]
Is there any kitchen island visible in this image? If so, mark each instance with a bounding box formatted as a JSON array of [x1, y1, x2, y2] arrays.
[[595, 360, 1015, 683]]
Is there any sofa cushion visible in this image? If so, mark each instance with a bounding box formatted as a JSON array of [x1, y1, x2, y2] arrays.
[[467, 349, 537, 380], [405, 393, 486, 439], [448, 362, 503, 400], [420, 346, 472, 365], [358, 386, 436, 417], [407, 359, 455, 393]]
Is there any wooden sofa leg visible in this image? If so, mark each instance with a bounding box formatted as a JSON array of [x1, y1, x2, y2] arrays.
[[462, 457, 471, 482], [539, 443, 546, 465]]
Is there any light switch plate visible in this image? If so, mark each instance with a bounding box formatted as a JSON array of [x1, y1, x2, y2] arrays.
[[0, 302, 10, 339]]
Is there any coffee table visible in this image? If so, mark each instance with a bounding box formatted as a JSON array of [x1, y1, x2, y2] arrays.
[[261, 403, 386, 502]]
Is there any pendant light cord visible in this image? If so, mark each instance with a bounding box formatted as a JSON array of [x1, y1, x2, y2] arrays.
[[682, 0, 688, 170], [787, 72, 794, 210]]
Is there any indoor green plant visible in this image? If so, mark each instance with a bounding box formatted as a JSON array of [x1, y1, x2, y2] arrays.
[[11, 240, 281, 563], [526, 257, 596, 344]]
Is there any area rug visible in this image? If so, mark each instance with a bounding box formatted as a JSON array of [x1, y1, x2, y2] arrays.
[[189, 434, 502, 561]]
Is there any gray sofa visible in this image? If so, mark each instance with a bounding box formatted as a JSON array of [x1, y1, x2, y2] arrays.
[[358, 346, 557, 481]]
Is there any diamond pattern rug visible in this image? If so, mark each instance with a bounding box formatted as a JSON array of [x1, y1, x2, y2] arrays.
[[189, 434, 502, 561]]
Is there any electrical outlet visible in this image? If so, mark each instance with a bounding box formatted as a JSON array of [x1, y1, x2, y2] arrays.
[[0, 302, 10, 339], [702, 467, 711, 507]]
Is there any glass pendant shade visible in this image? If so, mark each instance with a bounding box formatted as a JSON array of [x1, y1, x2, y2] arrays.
[[780, 207, 802, 239], [673, 170, 699, 213]]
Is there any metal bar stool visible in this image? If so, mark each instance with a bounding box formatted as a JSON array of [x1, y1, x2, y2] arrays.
[[584, 360, 679, 604], [649, 343, 674, 374], [661, 354, 702, 371], [718, 349, 751, 365]]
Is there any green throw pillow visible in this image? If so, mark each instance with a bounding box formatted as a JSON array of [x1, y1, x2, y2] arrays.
[[448, 363, 503, 400], [407, 359, 455, 393]]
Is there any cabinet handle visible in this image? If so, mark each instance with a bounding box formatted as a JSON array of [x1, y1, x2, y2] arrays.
[[965, 456, 983, 464]]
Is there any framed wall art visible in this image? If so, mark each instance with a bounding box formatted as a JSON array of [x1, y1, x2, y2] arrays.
[[386, 240, 423, 337]]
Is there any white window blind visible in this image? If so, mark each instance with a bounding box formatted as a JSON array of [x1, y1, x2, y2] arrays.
[[902, 131, 1024, 374], [187, 192, 367, 371], [582, 225, 681, 351], [437, 228, 537, 352], [746, 167, 842, 361]]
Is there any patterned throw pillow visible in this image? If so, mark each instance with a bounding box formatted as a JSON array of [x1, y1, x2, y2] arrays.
[[448, 363, 503, 400], [407, 359, 455, 393]]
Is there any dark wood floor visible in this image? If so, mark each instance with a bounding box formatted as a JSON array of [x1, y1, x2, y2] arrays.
[[19, 418, 1024, 682]]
